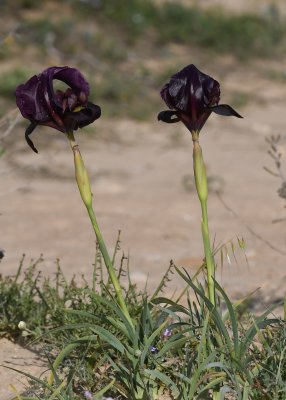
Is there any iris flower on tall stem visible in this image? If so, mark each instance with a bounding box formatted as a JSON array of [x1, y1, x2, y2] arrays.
[[15, 66, 133, 328], [158, 64, 242, 306]]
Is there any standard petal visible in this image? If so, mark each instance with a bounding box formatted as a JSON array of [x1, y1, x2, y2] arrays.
[[211, 104, 243, 118], [15, 75, 50, 122], [53, 67, 90, 100]]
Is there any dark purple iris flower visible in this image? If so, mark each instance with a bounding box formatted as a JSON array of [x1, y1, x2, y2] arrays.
[[158, 64, 242, 133], [15, 66, 101, 153]]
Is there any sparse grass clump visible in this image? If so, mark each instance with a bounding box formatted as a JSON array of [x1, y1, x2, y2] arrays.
[[0, 256, 94, 341]]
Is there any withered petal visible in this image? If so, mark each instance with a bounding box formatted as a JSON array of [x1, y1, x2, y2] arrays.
[[210, 104, 243, 118], [25, 121, 39, 153], [157, 110, 180, 123]]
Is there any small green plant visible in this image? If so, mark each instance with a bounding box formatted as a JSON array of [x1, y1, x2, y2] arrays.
[[0, 256, 49, 339], [0, 255, 103, 341]]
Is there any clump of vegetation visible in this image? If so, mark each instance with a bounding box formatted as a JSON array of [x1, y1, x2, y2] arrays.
[[0, 255, 97, 341], [2, 256, 285, 399]]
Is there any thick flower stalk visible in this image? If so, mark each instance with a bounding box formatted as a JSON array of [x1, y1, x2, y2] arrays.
[[15, 66, 133, 328], [159, 64, 242, 305]]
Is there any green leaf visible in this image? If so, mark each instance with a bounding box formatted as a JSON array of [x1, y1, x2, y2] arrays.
[[47, 381, 66, 400], [175, 267, 233, 354], [106, 315, 131, 338], [156, 336, 189, 358], [144, 368, 180, 397], [90, 292, 134, 340], [188, 352, 217, 397], [48, 342, 79, 385], [140, 321, 168, 366], [94, 379, 116, 399], [151, 297, 189, 315], [2, 364, 54, 391], [90, 325, 126, 353], [215, 281, 239, 358], [239, 317, 280, 360]]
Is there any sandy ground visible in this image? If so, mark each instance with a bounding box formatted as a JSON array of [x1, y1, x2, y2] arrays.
[[0, 339, 45, 400], [2, 106, 286, 296]]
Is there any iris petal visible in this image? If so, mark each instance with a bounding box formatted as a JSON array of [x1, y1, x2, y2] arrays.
[[210, 104, 243, 118], [53, 67, 90, 99], [25, 122, 39, 153], [63, 103, 101, 132], [16, 76, 50, 122], [157, 110, 180, 123]]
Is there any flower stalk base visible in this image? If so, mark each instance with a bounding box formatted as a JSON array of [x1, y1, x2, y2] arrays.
[[66, 131, 134, 329], [192, 131, 215, 306]]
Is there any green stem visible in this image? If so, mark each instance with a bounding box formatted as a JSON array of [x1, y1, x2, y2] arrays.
[[86, 206, 132, 323], [192, 131, 215, 306], [201, 201, 215, 305], [66, 131, 134, 329]]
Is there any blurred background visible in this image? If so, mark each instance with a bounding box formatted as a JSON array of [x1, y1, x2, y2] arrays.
[[0, 0, 286, 302]]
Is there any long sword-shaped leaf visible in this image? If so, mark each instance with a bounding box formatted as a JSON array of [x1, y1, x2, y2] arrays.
[[144, 369, 180, 398]]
